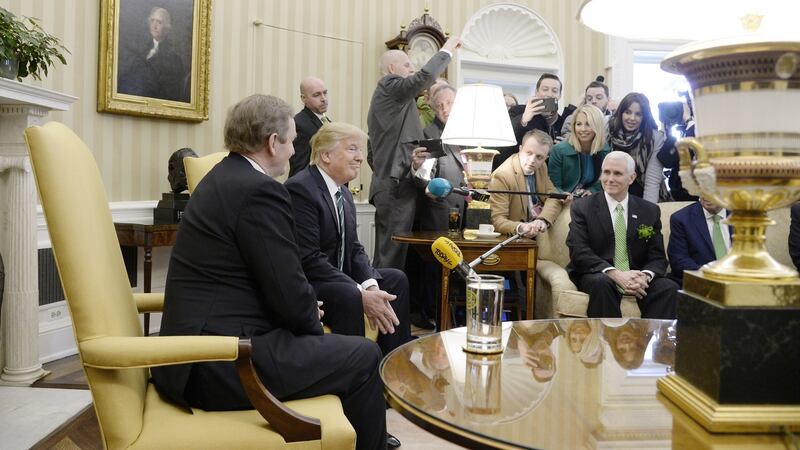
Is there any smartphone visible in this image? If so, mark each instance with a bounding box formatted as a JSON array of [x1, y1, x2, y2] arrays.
[[409, 138, 445, 158], [537, 97, 558, 113]]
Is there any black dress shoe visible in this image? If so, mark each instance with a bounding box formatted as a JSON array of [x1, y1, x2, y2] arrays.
[[411, 316, 435, 330], [387, 433, 401, 449]]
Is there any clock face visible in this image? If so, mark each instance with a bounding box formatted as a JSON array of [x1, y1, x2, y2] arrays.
[[407, 34, 439, 70]]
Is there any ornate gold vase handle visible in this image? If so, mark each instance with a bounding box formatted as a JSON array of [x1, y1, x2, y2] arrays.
[[677, 138, 719, 201]]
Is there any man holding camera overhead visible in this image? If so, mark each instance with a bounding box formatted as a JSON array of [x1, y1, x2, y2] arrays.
[[509, 73, 575, 145]]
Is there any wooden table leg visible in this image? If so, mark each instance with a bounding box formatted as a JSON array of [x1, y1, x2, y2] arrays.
[[143, 245, 153, 336], [526, 248, 536, 320], [526, 268, 535, 320], [440, 267, 451, 331]]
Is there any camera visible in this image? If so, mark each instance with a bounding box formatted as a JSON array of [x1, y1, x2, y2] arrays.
[[658, 101, 684, 127]]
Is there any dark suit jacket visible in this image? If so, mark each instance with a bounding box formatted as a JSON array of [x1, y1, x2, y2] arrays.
[[118, 37, 187, 102], [289, 107, 324, 178], [791, 203, 800, 270], [420, 118, 465, 230], [566, 193, 668, 277], [285, 165, 381, 285], [667, 202, 719, 284], [366, 51, 451, 200], [152, 152, 323, 409]]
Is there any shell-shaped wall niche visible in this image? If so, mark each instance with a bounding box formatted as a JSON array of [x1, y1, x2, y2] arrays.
[[462, 4, 559, 61]]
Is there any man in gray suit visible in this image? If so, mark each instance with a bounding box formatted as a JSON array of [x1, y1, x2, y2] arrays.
[[411, 84, 465, 329], [367, 37, 461, 269], [420, 85, 465, 230]]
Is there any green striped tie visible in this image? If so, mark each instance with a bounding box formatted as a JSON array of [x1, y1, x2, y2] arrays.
[[613, 204, 629, 272], [335, 189, 345, 270], [712, 215, 727, 259]]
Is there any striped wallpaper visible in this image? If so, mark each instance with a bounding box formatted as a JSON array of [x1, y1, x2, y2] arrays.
[[1, 0, 607, 201]]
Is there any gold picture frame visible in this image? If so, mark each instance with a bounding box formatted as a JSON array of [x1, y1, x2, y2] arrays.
[[98, 0, 211, 121]]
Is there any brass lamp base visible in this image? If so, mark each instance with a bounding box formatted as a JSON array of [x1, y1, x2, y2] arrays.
[[658, 374, 800, 433], [701, 209, 799, 282]]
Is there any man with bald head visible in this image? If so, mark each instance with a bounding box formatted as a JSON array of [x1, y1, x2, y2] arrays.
[[367, 37, 461, 270], [289, 76, 330, 177]]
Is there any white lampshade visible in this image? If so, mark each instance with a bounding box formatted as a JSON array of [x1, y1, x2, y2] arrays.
[[441, 84, 517, 148], [578, 0, 800, 42]]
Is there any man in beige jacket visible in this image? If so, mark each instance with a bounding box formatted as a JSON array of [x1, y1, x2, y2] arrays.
[[488, 129, 562, 237]]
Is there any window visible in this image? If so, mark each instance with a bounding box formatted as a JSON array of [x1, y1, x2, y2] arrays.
[[633, 50, 690, 136]]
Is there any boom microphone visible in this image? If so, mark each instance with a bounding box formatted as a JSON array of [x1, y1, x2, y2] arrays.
[[431, 237, 476, 280], [426, 177, 468, 198], [426, 178, 568, 201]]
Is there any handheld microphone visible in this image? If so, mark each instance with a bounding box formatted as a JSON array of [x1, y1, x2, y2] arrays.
[[431, 237, 476, 280]]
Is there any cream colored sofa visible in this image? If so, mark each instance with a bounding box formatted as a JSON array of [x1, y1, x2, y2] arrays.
[[534, 201, 794, 318]]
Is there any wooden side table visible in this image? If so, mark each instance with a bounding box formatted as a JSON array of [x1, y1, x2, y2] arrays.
[[393, 231, 538, 330], [114, 221, 178, 335]]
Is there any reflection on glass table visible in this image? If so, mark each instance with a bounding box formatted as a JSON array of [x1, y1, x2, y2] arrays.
[[380, 319, 790, 450]]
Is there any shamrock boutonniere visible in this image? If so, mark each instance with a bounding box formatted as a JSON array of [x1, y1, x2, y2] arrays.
[[637, 224, 655, 241]]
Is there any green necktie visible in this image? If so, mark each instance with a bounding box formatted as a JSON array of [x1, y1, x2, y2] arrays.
[[335, 189, 345, 270], [613, 203, 629, 272], [712, 215, 727, 259], [525, 174, 540, 206], [322, 113, 332, 123]]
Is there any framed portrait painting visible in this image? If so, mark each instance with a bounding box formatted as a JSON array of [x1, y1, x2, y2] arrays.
[[98, 0, 211, 121]]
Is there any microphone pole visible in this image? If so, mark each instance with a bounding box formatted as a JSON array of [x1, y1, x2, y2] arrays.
[[468, 233, 523, 268], [475, 189, 569, 200]]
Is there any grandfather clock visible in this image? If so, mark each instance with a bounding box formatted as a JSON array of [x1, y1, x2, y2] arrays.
[[385, 8, 448, 77]]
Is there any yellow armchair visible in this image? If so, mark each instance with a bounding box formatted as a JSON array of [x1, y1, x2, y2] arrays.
[[25, 122, 355, 449], [184, 151, 228, 194]]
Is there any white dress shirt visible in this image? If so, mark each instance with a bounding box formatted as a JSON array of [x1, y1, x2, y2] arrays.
[[317, 166, 378, 291], [601, 192, 654, 281]]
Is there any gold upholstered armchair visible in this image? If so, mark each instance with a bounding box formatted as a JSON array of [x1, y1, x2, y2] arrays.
[[25, 122, 356, 449], [184, 151, 227, 194]]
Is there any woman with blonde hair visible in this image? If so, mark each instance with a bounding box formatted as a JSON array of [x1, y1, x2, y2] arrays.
[[547, 104, 610, 197]]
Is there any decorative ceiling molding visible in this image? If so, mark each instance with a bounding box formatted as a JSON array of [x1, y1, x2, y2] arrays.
[[461, 3, 560, 61]]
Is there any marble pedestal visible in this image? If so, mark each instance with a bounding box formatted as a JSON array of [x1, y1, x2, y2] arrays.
[[674, 291, 800, 404], [657, 271, 800, 432]]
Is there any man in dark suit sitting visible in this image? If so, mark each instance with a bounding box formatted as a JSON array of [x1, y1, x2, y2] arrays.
[[285, 122, 412, 356], [289, 76, 330, 178], [667, 197, 731, 285], [566, 151, 677, 318], [791, 202, 800, 270], [151, 95, 387, 450]]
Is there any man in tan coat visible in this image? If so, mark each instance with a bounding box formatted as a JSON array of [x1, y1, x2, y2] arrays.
[[488, 129, 562, 237]]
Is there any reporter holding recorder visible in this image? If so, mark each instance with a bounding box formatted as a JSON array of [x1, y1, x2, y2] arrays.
[[488, 129, 563, 239]]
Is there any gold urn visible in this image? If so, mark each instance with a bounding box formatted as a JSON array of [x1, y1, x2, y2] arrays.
[[662, 36, 800, 285]]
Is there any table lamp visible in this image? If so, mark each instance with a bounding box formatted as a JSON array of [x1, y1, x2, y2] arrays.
[[441, 83, 517, 230], [580, 0, 800, 433]]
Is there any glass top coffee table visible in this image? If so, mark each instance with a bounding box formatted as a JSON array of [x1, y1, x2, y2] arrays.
[[380, 319, 788, 449]]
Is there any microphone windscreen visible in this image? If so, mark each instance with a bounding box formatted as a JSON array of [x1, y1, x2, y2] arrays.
[[431, 236, 463, 270], [426, 178, 453, 199]]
